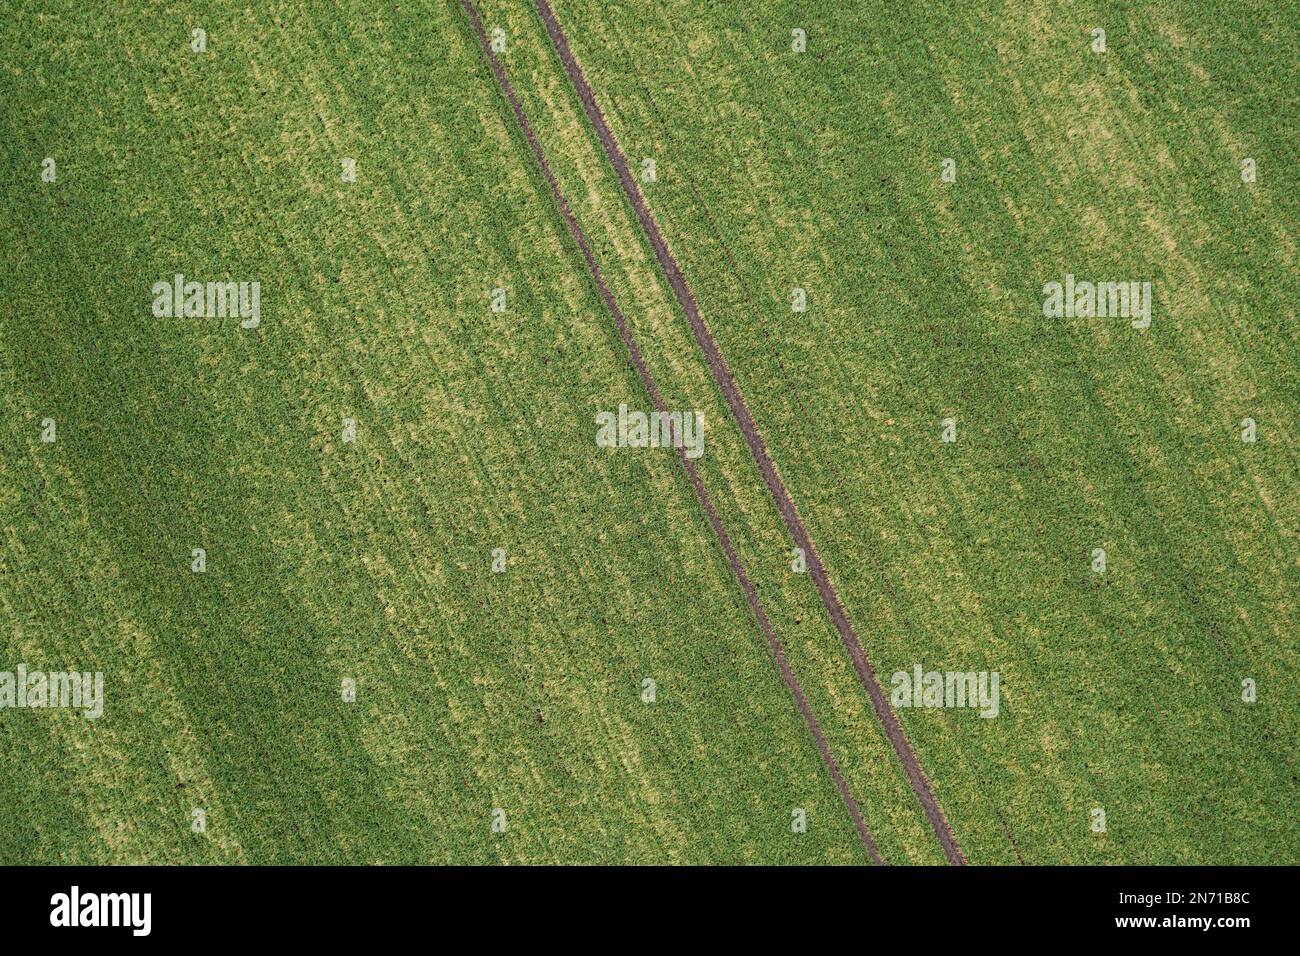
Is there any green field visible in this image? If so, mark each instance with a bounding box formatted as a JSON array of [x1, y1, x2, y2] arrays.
[[1, 0, 1296, 864]]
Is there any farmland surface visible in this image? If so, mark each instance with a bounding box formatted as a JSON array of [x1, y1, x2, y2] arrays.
[[1, 0, 1296, 865]]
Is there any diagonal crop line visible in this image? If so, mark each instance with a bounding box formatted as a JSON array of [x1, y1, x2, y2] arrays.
[[457, 0, 885, 863], [531, 0, 965, 865]]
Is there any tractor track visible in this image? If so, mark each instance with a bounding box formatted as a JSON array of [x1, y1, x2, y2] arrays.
[[459, 0, 884, 863]]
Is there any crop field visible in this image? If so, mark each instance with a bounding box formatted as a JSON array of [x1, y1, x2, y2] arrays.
[[0, 0, 1296, 866]]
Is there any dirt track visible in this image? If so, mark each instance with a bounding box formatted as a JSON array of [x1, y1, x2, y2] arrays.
[[459, 0, 884, 863], [531, 0, 965, 865]]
